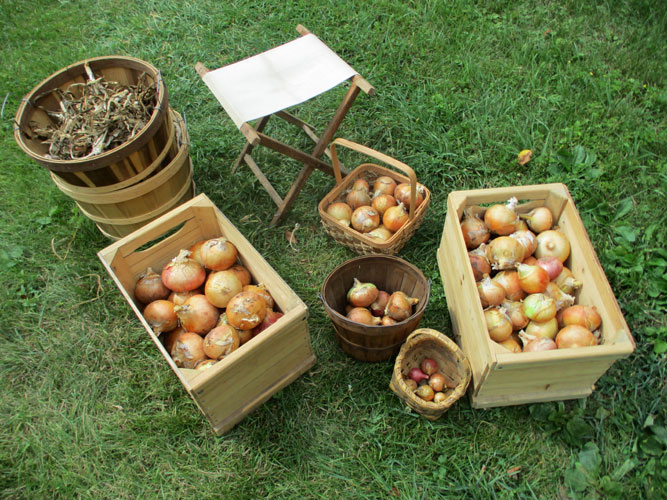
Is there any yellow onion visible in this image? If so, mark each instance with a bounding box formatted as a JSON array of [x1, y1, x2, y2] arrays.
[[385, 291, 419, 321], [520, 207, 553, 233], [477, 275, 506, 308], [484, 197, 519, 235], [525, 317, 559, 339], [352, 178, 370, 192], [351, 206, 380, 233], [226, 291, 267, 330], [174, 294, 220, 335], [327, 202, 353, 226], [498, 337, 522, 353], [535, 230, 570, 262], [370, 290, 390, 317], [347, 278, 379, 308], [205, 270, 243, 308], [367, 225, 394, 242], [143, 299, 178, 334], [162, 326, 186, 354], [394, 182, 426, 210], [522, 293, 557, 322], [415, 384, 435, 401], [227, 265, 252, 287], [170, 331, 207, 369], [516, 263, 550, 294], [510, 229, 538, 257], [554, 267, 583, 295], [519, 331, 558, 352], [501, 300, 529, 331], [492, 270, 526, 301], [203, 323, 240, 359], [486, 236, 525, 270], [460, 208, 490, 249], [556, 325, 597, 348], [372, 176, 397, 197], [381, 315, 397, 325], [187, 240, 207, 267], [168, 288, 204, 306], [560, 305, 602, 331], [371, 194, 397, 216], [484, 307, 513, 342], [347, 307, 381, 325], [469, 250, 491, 282], [161, 249, 206, 292], [194, 359, 217, 371], [200, 237, 238, 271], [243, 283, 274, 309], [346, 189, 372, 210], [544, 282, 575, 311], [383, 202, 409, 232], [134, 267, 170, 305], [428, 373, 447, 392], [535, 256, 563, 280]]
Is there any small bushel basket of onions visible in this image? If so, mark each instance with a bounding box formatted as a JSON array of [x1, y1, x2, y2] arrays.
[[390, 328, 471, 420], [318, 138, 430, 255]]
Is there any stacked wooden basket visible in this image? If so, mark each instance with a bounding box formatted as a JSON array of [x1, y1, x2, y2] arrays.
[[14, 56, 194, 240]]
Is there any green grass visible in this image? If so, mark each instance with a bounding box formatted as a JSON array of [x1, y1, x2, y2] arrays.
[[1, 0, 665, 498]]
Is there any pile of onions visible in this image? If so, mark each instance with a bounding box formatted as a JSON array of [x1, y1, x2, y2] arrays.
[[459, 197, 602, 354], [403, 357, 458, 402], [343, 279, 418, 326], [136, 236, 285, 369]]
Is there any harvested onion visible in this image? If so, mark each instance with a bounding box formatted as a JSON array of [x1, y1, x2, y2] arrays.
[[161, 249, 206, 292], [560, 305, 601, 331], [556, 325, 597, 348], [351, 206, 380, 233], [134, 267, 170, 304], [346, 189, 372, 210], [143, 299, 178, 334], [373, 176, 397, 197], [477, 275, 506, 308], [554, 267, 582, 295], [347, 307, 381, 325], [520, 207, 553, 233], [469, 251, 491, 282], [327, 202, 353, 226], [203, 323, 240, 359], [385, 291, 418, 321], [205, 270, 243, 308], [383, 202, 409, 232], [535, 256, 563, 281], [522, 293, 557, 322], [516, 263, 550, 294], [394, 183, 425, 210], [226, 291, 267, 330], [484, 197, 519, 235], [174, 294, 219, 335], [371, 194, 397, 216], [492, 270, 525, 302], [525, 317, 559, 339], [370, 290, 390, 317], [243, 284, 274, 309], [201, 237, 238, 271], [484, 307, 512, 342], [486, 236, 525, 270], [461, 209, 490, 249], [171, 331, 207, 369], [347, 278, 379, 308], [535, 230, 570, 263], [367, 225, 393, 242]]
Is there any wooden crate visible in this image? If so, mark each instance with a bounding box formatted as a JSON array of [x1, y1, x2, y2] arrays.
[[98, 194, 316, 434], [436, 183, 635, 408]]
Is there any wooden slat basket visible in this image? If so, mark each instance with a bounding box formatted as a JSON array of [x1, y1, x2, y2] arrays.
[[318, 138, 430, 255], [389, 328, 471, 420], [437, 183, 635, 408], [98, 194, 316, 435]]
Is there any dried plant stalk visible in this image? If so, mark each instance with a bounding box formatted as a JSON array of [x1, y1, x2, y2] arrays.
[[30, 64, 157, 160]]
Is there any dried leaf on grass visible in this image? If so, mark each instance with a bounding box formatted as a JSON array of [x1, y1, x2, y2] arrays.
[[30, 63, 157, 160], [517, 149, 533, 165]]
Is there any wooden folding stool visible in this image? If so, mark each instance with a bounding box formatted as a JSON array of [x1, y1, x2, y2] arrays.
[[196, 24, 374, 225]]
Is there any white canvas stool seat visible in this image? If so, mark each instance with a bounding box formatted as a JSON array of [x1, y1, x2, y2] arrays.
[[196, 24, 374, 225]]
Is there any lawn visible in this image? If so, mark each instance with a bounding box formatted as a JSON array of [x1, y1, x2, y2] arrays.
[[0, 0, 665, 498]]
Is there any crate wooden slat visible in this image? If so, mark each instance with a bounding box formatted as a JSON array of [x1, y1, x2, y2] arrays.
[[437, 183, 635, 408], [98, 194, 315, 434]]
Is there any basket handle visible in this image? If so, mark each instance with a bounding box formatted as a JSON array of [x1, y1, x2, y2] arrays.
[[330, 138, 419, 220]]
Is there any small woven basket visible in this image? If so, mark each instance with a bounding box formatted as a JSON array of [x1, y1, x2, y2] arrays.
[[390, 328, 471, 420], [318, 138, 430, 255]]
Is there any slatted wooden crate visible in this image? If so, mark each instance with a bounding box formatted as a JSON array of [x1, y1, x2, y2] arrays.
[[98, 194, 316, 434], [436, 183, 635, 408]]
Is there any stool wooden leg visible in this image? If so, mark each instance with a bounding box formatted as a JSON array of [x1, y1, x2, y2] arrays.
[[232, 115, 271, 174]]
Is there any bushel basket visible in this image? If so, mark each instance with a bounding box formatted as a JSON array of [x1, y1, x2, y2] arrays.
[[390, 328, 471, 420], [318, 138, 430, 255]]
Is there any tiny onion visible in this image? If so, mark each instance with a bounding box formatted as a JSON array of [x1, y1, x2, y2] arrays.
[[134, 267, 170, 304], [161, 249, 206, 292]]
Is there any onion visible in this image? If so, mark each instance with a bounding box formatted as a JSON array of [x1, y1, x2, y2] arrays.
[[134, 267, 170, 304], [477, 275, 506, 308], [385, 291, 419, 321], [346, 307, 381, 325], [394, 183, 426, 210], [522, 293, 557, 322], [560, 305, 602, 331], [372, 176, 397, 197], [162, 326, 186, 353], [252, 309, 284, 335], [428, 373, 446, 392], [367, 225, 394, 242], [243, 283, 274, 309], [187, 240, 207, 267], [226, 291, 267, 330], [525, 317, 559, 339], [371, 194, 397, 216], [510, 229, 538, 257], [556, 325, 597, 348], [515, 219, 529, 232], [535, 230, 570, 263], [169, 288, 203, 306], [415, 385, 435, 401], [486, 236, 525, 270], [350, 206, 380, 233], [420, 358, 439, 376], [433, 392, 448, 403], [498, 337, 522, 353], [195, 359, 217, 371], [161, 249, 207, 292], [501, 300, 529, 330], [346, 189, 372, 210], [205, 270, 243, 308], [520, 207, 553, 233], [381, 315, 397, 326], [327, 202, 353, 226], [200, 237, 238, 271], [484, 307, 513, 342], [347, 278, 379, 308], [535, 256, 563, 280], [383, 202, 409, 232], [460, 209, 490, 249], [519, 332, 557, 352], [203, 324, 240, 359], [484, 197, 519, 235], [170, 331, 207, 369], [405, 379, 418, 391], [370, 290, 390, 317], [143, 299, 178, 334], [554, 267, 582, 294], [227, 265, 252, 287], [544, 282, 575, 311], [523, 255, 537, 265], [492, 271, 525, 301], [174, 294, 219, 335], [352, 178, 370, 192], [516, 263, 550, 294], [408, 367, 430, 383], [238, 329, 254, 344], [469, 252, 491, 282]]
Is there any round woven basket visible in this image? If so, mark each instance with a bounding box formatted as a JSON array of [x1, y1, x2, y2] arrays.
[[389, 328, 471, 420], [320, 255, 430, 362]]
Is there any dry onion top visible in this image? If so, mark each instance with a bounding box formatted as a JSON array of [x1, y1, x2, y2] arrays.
[[30, 63, 158, 160]]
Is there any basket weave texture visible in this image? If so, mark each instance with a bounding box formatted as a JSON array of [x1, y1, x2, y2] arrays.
[[318, 138, 430, 255], [390, 328, 471, 420]]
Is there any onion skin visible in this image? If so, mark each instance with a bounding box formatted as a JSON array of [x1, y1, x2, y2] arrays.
[[174, 294, 220, 335], [171, 332, 207, 369], [143, 300, 178, 334], [535, 230, 571, 263], [204, 270, 243, 308], [350, 206, 381, 233], [134, 267, 170, 305], [327, 202, 353, 226], [461, 209, 490, 249], [161, 249, 207, 293], [556, 325, 597, 348], [516, 263, 550, 294], [243, 284, 274, 309], [415, 385, 435, 401]]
